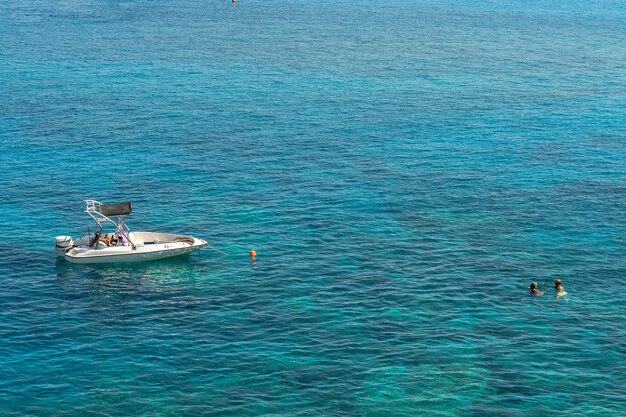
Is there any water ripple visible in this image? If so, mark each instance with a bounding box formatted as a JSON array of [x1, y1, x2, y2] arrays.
[[1, 0, 625, 416]]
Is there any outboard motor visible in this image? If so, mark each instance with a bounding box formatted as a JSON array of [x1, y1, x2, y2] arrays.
[[54, 236, 73, 255]]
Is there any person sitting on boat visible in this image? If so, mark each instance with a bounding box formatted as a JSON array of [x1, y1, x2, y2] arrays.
[[89, 232, 111, 247], [529, 282, 545, 295], [89, 232, 101, 247]]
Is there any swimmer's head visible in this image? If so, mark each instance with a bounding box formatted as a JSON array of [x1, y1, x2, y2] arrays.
[[530, 282, 538, 290], [555, 279, 562, 287]]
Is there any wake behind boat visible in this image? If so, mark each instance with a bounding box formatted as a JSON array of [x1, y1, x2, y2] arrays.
[[55, 200, 207, 264]]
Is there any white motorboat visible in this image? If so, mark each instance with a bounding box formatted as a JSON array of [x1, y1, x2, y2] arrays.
[[55, 200, 207, 264]]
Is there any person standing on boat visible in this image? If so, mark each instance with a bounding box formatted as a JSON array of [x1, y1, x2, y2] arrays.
[[116, 223, 128, 245]]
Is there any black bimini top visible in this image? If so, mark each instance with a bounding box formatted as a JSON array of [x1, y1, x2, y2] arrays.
[[100, 202, 132, 216]]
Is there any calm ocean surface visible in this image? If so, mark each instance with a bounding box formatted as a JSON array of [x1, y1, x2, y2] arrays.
[[1, 0, 625, 415]]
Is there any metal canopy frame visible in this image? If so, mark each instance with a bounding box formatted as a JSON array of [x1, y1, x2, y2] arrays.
[[84, 200, 136, 249]]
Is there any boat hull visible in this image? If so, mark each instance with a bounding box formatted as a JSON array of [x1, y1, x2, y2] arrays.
[[64, 236, 207, 264]]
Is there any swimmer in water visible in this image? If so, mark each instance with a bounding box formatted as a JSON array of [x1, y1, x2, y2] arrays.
[[554, 279, 567, 297], [529, 282, 545, 295]]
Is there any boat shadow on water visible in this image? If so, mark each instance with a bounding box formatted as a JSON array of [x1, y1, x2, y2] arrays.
[[54, 253, 206, 290], [53, 254, 208, 321]]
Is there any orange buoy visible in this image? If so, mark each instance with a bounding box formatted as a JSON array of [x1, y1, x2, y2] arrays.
[[249, 249, 256, 258]]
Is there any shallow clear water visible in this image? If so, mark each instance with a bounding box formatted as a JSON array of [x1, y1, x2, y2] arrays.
[[1, 1, 625, 415]]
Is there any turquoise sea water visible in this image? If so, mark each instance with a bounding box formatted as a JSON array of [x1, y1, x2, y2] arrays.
[[1, 0, 625, 415]]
